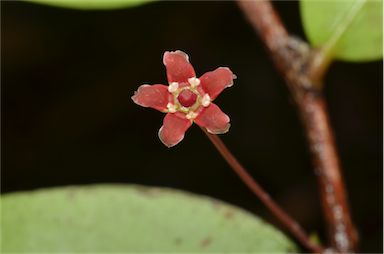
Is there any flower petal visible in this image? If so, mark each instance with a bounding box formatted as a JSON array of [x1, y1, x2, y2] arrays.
[[194, 103, 230, 134], [132, 84, 170, 112], [163, 50, 196, 83], [199, 67, 236, 100], [158, 113, 192, 147]]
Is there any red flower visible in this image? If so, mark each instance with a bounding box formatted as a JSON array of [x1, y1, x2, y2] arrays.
[[132, 50, 236, 147]]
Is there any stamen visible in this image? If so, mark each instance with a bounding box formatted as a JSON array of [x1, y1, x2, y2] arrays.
[[186, 111, 198, 120], [201, 94, 211, 107], [168, 82, 179, 93], [167, 103, 177, 113], [188, 77, 200, 88]]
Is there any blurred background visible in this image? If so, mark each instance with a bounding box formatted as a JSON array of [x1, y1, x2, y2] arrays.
[[2, 1, 382, 252]]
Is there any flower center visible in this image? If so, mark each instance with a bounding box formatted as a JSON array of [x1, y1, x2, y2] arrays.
[[177, 89, 197, 107]]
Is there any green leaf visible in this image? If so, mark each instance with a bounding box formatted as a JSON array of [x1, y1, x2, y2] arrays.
[[1, 184, 296, 252], [300, 0, 383, 62], [25, 0, 154, 10]]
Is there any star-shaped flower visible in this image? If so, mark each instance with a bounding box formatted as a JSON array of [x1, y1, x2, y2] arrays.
[[132, 50, 236, 147]]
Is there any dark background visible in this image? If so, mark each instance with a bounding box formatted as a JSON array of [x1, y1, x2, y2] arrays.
[[2, 1, 382, 252]]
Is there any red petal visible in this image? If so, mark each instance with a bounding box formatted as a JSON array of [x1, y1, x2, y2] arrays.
[[158, 113, 192, 147], [194, 103, 230, 134], [200, 67, 236, 100], [132, 84, 170, 112], [163, 50, 196, 83]]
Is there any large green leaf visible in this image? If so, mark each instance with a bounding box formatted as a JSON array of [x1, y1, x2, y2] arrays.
[[1, 184, 296, 252], [300, 0, 383, 62], [25, 0, 154, 10]]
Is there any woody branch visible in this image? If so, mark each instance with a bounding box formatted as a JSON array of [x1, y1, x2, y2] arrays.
[[236, 0, 358, 252]]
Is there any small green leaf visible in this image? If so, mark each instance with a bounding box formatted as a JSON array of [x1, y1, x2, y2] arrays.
[[25, 0, 154, 10], [300, 0, 383, 62], [1, 184, 296, 252]]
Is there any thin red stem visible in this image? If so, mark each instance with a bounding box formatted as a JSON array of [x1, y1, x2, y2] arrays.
[[201, 127, 324, 253]]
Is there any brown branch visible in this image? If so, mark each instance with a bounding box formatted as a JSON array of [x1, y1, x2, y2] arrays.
[[201, 127, 324, 253], [236, 0, 357, 252]]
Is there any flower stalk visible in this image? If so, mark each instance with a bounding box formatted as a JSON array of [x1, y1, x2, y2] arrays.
[[201, 127, 324, 253]]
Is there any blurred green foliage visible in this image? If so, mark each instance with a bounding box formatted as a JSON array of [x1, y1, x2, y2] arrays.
[[2, 185, 296, 252], [25, 0, 154, 10], [300, 0, 383, 62]]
